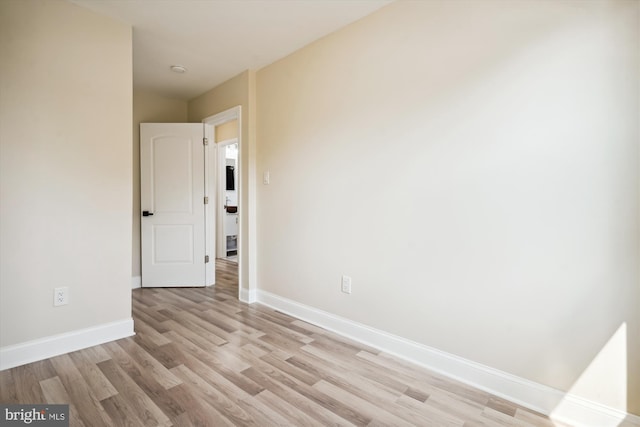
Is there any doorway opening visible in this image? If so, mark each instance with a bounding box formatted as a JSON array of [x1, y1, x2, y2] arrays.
[[203, 107, 242, 301], [218, 139, 238, 263]]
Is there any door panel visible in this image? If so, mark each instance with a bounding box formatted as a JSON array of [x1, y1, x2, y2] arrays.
[[153, 225, 194, 263], [152, 136, 194, 213], [141, 123, 206, 287]]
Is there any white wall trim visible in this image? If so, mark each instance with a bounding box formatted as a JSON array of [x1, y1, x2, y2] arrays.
[[240, 288, 257, 304], [256, 290, 640, 427], [552, 394, 640, 427], [202, 106, 241, 126], [0, 318, 135, 371], [131, 276, 141, 289]]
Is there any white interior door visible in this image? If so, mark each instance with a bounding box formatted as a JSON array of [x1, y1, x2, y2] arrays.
[[140, 123, 208, 287]]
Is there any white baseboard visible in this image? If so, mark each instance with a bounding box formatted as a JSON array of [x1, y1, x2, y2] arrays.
[[552, 394, 640, 427], [256, 290, 640, 427], [0, 318, 135, 371], [240, 287, 257, 304], [132, 275, 141, 289]]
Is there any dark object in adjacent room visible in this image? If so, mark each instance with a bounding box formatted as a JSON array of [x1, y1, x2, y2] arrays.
[[226, 165, 235, 190]]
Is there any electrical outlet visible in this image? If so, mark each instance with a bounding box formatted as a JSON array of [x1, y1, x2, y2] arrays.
[[54, 287, 69, 306], [341, 275, 352, 294]]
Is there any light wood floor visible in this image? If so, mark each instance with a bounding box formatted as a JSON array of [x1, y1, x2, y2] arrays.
[[0, 259, 569, 426]]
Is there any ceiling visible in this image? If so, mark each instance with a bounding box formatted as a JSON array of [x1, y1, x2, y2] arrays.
[[70, 0, 392, 100]]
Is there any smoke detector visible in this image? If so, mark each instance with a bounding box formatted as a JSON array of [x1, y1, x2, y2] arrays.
[[170, 65, 187, 73]]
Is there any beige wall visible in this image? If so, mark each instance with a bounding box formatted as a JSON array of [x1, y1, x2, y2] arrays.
[[188, 71, 257, 297], [256, 0, 639, 415], [132, 90, 188, 277], [215, 120, 238, 142], [0, 0, 132, 345]]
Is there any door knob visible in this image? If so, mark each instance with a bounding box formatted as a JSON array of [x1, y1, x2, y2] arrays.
[[142, 211, 154, 216]]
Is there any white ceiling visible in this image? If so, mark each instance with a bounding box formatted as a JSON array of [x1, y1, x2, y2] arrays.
[[70, 0, 392, 100]]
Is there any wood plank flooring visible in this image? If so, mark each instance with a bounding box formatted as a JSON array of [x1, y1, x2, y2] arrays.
[[0, 258, 569, 426]]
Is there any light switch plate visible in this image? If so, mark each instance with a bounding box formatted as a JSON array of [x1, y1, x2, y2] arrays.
[[341, 276, 352, 294]]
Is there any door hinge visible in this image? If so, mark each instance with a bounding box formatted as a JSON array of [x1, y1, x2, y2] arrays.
[[204, 196, 209, 204], [203, 137, 209, 146], [205, 255, 210, 263]]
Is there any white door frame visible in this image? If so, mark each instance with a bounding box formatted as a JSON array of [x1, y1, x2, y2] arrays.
[[203, 106, 246, 301], [203, 123, 215, 286]]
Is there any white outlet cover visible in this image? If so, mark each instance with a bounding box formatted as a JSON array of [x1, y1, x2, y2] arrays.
[[54, 287, 69, 306]]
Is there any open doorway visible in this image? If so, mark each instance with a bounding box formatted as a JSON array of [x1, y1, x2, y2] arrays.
[[203, 107, 241, 299], [218, 138, 238, 262]]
